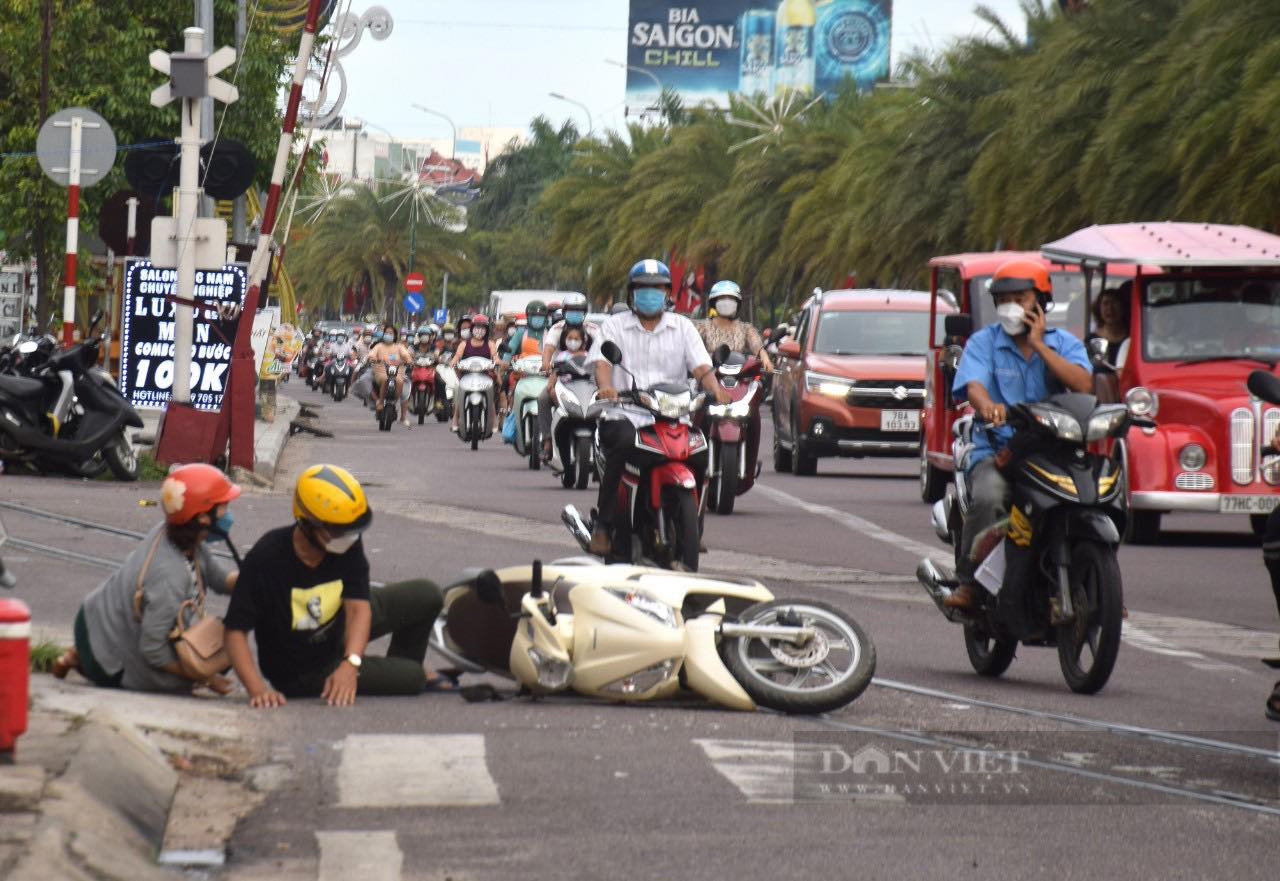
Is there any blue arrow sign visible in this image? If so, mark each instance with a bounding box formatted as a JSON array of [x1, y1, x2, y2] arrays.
[[403, 292, 425, 314]]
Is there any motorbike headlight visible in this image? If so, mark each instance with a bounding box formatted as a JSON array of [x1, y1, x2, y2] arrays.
[[1125, 386, 1158, 418], [805, 371, 853, 397], [651, 390, 693, 419], [728, 399, 752, 419], [1084, 406, 1128, 442], [1028, 403, 1083, 441], [707, 403, 729, 418], [1179, 443, 1206, 472], [526, 647, 573, 690], [600, 658, 677, 695], [605, 588, 678, 628]]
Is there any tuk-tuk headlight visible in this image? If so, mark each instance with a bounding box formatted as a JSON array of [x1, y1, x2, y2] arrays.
[[1179, 443, 1206, 472], [1125, 387, 1158, 418]]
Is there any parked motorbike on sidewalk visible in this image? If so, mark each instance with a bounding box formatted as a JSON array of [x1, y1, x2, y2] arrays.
[[703, 351, 764, 515], [456, 356, 496, 450], [437, 559, 876, 714], [562, 341, 710, 572], [410, 353, 437, 424], [509, 355, 548, 470], [0, 312, 142, 480], [549, 353, 604, 490], [916, 392, 1148, 694]]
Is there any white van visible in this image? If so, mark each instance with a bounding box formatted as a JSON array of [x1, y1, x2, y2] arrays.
[[487, 290, 582, 318]]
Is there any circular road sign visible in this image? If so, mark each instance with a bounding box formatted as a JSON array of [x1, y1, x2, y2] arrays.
[[404, 272, 426, 294], [403, 292, 425, 314], [36, 107, 117, 188]]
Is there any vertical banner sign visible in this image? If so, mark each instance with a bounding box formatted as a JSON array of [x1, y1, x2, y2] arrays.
[[625, 1, 891, 114], [0, 271, 23, 340], [119, 259, 248, 410]]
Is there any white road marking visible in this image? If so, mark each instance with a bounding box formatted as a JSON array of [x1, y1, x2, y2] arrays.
[[336, 734, 500, 808], [317, 831, 402, 881]]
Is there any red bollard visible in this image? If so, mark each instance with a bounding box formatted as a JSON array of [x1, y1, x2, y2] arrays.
[[0, 599, 31, 760]]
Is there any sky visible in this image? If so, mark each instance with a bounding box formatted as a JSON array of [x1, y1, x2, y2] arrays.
[[334, 0, 1032, 143]]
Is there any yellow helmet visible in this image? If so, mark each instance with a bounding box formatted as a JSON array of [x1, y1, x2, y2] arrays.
[[293, 464, 372, 532]]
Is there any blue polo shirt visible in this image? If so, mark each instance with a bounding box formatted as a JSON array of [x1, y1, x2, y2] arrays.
[[952, 325, 1091, 469]]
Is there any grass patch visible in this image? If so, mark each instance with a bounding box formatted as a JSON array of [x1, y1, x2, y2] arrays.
[[29, 639, 65, 674], [137, 450, 168, 481]]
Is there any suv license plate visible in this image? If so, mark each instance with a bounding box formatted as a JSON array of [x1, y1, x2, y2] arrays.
[[880, 409, 920, 433], [1220, 495, 1280, 514]]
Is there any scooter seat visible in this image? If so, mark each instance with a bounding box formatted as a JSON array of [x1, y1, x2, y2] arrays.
[[0, 374, 47, 404]]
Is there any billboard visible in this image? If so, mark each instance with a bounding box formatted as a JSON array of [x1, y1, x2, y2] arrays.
[[0, 270, 24, 341], [626, 1, 892, 114], [119, 260, 247, 411]]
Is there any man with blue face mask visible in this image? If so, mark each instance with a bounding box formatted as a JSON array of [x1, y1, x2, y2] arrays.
[[586, 260, 732, 555], [537, 292, 598, 460]]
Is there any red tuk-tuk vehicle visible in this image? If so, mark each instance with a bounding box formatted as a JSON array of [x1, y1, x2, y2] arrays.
[[1039, 223, 1280, 541], [919, 252, 1134, 502]]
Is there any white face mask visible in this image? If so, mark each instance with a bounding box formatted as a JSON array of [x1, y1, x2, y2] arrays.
[[460, 328, 472, 340], [715, 299, 739, 319], [565, 338, 583, 352], [996, 302, 1027, 336], [323, 532, 360, 555]]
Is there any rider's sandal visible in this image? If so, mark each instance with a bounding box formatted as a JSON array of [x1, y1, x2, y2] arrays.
[[1266, 682, 1280, 722]]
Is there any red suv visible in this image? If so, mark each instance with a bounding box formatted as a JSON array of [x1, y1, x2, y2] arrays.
[[772, 289, 953, 475]]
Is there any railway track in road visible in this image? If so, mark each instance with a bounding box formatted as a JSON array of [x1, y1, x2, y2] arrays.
[[6, 501, 1276, 774]]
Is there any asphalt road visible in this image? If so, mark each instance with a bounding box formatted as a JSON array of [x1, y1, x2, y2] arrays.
[[3, 376, 1278, 881]]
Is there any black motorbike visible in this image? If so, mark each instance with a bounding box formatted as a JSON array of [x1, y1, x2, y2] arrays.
[[376, 364, 399, 431], [328, 354, 354, 402], [917, 392, 1149, 694], [0, 312, 142, 480]]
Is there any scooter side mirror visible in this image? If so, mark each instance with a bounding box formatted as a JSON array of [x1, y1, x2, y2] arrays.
[[712, 343, 731, 367], [1247, 369, 1280, 406], [474, 570, 504, 606], [600, 341, 623, 365], [944, 313, 972, 339]]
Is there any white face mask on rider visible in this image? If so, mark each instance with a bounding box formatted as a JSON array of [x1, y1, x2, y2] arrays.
[[323, 532, 360, 555], [996, 302, 1028, 336], [565, 338, 583, 352], [459, 328, 472, 340], [715, 299, 739, 319]]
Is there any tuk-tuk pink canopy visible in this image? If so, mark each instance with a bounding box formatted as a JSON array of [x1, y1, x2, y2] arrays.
[[1041, 223, 1280, 267]]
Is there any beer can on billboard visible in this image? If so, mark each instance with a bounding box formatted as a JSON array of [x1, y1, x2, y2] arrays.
[[738, 9, 774, 96], [773, 0, 817, 97]]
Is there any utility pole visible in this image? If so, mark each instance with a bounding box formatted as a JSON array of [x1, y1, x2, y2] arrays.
[[232, 0, 248, 243], [195, 0, 216, 218]]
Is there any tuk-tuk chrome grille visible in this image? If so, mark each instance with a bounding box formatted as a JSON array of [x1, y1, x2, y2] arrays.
[[1175, 472, 1214, 491], [1230, 408, 1254, 485], [1265, 409, 1280, 486]]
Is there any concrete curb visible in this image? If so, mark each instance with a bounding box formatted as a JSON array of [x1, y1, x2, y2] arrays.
[[254, 396, 300, 482]]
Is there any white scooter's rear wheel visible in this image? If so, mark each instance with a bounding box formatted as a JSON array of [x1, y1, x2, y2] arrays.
[[721, 600, 875, 714]]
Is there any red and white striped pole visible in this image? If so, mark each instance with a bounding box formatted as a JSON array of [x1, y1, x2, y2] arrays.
[[227, 0, 326, 469], [61, 115, 83, 348]]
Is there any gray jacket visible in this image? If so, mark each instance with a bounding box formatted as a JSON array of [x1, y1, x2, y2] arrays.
[[81, 522, 233, 692]]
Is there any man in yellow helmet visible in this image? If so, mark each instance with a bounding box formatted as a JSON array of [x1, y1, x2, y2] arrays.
[[224, 464, 449, 707]]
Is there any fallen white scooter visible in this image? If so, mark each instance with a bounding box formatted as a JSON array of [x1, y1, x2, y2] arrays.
[[436, 559, 875, 713]]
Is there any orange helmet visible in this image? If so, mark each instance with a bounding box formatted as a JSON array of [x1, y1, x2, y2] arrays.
[[990, 258, 1051, 301], [160, 463, 241, 525]]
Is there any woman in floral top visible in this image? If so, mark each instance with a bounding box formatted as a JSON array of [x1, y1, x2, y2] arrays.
[[697, 280, 774, 372]]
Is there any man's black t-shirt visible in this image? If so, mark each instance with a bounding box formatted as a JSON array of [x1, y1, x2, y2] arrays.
[[223, 526, 370, 691]]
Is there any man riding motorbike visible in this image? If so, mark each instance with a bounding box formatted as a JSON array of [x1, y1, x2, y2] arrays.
[[539, 292, 596, 461], [944, 258, 1093, 610], [587, 260, 731, 556]]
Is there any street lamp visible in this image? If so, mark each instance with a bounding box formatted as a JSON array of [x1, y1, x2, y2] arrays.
[[605, 58, 661, 91], [411, 103, 457, 160], [549, 92, 593, 136], [343, 115, 364, 179]]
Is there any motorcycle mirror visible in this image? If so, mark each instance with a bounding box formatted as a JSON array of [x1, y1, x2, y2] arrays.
[[943, 313, 972, 339], [474, 570, 504, 606], [530, 559, 544, 598], [712, 343, 730, 367], [600, 341, 623, 365], [1247, 369, 1280, 405]]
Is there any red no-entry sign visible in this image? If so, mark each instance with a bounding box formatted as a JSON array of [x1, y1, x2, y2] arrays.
[[404, 272, 425, 293]]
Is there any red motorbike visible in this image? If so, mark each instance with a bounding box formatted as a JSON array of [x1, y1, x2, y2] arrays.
[[703, 351, 764, 515], [410, 352, 438, 425], [563, 341, 714, 572]]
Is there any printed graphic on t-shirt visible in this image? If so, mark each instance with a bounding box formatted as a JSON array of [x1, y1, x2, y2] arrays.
[[291, 580, 343, 631]]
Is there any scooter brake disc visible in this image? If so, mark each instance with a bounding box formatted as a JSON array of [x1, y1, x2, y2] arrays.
[[767, 626, 830, 669]]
